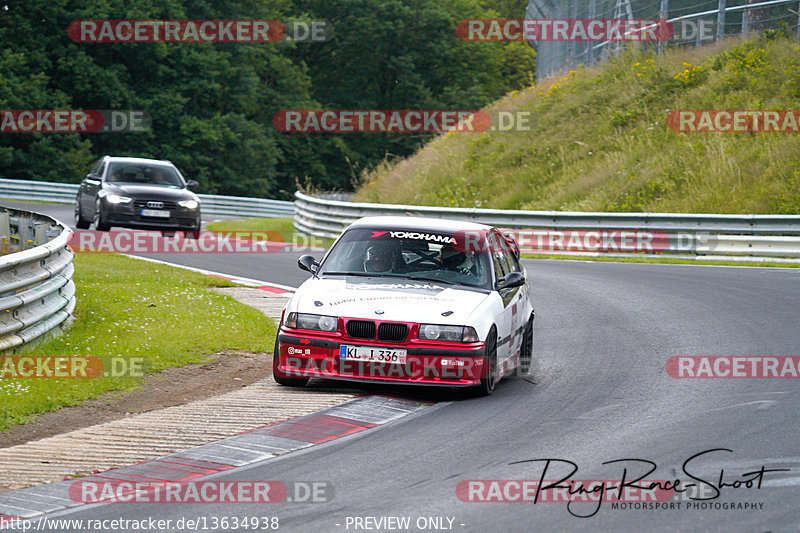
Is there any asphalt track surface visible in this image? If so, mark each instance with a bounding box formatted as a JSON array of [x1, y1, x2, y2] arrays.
[[4, 200, 800, 532]]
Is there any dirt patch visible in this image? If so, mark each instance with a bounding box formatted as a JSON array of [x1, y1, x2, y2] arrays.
[[0, 351, 272, 449]]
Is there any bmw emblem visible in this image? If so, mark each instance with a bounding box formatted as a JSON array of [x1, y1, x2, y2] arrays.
[[375, 309, 385, 315]]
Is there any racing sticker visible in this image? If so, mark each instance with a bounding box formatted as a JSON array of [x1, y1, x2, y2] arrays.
[[324, 294, 454, 307], [345, 282, 448, 291], [371, 230, 456, 244]]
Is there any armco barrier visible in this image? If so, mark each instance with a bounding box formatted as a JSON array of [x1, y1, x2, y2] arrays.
[[0, 207, 76, 351], [294, 191, 800, 260], [0, 178, 294, 219]]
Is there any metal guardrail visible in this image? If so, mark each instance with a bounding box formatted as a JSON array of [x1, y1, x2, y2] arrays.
[[197, 193, 295, 218], [0, 178, 294, 219], [0, 207, 76, 351], [294, 192, 800, 259]]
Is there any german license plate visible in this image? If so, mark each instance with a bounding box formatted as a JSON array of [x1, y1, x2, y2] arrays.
[[141, 209, 170, 218], [339, 345, 407, 364]]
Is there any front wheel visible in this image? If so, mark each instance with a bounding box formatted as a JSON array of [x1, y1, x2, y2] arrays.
[[513, 316, 534, 377], [94, 199, 110, 231], [272, 338, 309, 387], [74, 197, 91, 229], [474, 327, 497, 396]]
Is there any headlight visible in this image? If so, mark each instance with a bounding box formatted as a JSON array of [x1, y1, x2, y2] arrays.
[[106, 194, 132, 204], [178, 199, 199, 209], [285, 313, 337, 332], [419, 324, 479, 343]]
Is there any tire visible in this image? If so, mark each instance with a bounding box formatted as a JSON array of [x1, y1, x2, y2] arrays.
[[74, 197, 91, 229], [94, 199, 110, 231], [272, 338, 309, 387], [513, 316, 534, 377], [474, 327, 497, 397]]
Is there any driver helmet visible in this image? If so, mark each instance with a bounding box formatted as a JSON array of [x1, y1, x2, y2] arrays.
[[364, 244, 396, 273], [440, 245, 474, 273]]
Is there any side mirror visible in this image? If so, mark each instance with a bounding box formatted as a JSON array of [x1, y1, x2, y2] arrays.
[[496, 271, 525, 290], [298, 255, 319, 275], [85, 173, 100, 183], [186, 180, 199, 190]]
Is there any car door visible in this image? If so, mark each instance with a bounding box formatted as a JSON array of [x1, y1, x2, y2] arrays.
[[502, 243, 527, 362], [489, 231, 517, 369]]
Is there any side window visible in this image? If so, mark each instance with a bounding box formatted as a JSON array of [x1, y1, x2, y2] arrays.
[[505, 249, 521, 273], [488, 234, 509, 280], [90, 159, 102, 175], [498, 251, 512, 277], [97, 160, 107, 178], [492, 251, 506, 281]]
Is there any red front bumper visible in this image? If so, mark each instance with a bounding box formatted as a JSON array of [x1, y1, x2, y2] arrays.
[[275, 330, 488, 386]]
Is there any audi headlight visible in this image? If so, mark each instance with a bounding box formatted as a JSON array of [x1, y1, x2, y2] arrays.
[[106, 194, 132, 204], [178, 199, 199, 209], [286, 313, 337, 332], [419, 324, 479, 343]]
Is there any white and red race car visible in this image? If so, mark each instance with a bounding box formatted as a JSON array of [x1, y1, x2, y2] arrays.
[[273, 216, 534, 395]]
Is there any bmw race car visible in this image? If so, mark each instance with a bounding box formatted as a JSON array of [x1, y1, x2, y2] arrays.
[[273, 217, 534, 396]]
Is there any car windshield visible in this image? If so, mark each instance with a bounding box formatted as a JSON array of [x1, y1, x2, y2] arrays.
[[318, 227, 492, 289], [106, 163, 183, 187]]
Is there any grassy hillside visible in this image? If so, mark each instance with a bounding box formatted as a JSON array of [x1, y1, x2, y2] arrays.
[[355, 36, 800, 214]]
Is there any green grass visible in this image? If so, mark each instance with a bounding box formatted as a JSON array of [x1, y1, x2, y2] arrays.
[[0, 253, 276, 432], [206, 217, 335, 250], [356, 35, 800, 215], [0, 198, 57, 205]]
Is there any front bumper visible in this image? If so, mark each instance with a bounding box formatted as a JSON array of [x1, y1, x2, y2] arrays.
[[104, 203, 200, 230], [276, 331, 488, 386]]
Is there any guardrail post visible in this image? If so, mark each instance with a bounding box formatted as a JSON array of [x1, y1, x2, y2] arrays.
[[588, 0, 597, 62], [742, 5, 750, 39], [0, 213, 8, 255], [717, 0, 727, 42], [18, 217, 34, 250], [658, 0, 669, 54], [34, 223, 49, 245], [0, 212, 9, 240]]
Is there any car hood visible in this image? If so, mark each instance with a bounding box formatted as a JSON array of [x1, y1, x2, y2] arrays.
[[292, 276, 490, 325], [105, 183, 196, 201]]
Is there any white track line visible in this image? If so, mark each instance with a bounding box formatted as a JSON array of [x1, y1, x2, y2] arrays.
[[120, 254, 297, 293]]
